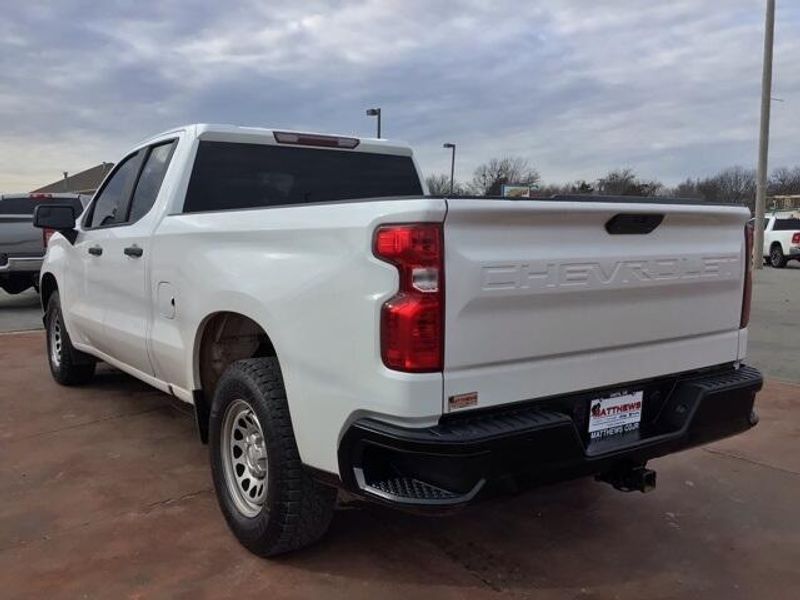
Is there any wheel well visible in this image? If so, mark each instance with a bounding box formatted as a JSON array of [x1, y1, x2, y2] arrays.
[[193, 312, 276, 443], [40, 273, 58, 310], [770, 242, 783, 250]]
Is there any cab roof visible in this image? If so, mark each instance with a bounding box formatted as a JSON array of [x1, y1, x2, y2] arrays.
[[138, 123, 414, 157]]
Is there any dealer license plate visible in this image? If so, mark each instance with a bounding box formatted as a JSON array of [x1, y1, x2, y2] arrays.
[[588, 391, 643, 440]]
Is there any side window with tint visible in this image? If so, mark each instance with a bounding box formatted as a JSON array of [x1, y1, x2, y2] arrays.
[[87, 152, 141, 228], [774, 218, 800, 231], [128, 141, 177, 223]]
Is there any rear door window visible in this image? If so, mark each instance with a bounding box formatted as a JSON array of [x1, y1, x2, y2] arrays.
[[128, 141, 177, 223], [183, 141, 423, 213], [773, 218, 800, 231]]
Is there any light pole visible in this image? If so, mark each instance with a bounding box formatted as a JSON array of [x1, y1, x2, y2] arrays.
[[366, 107, 382, 138], [443, 143, 456, 195], [754, 0, 775, 270]]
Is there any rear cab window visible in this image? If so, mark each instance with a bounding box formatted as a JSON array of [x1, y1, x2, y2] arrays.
[[183, 141, 423, 213]]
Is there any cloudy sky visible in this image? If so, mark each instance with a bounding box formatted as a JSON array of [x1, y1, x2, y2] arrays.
[[1, 0, 798, 192]]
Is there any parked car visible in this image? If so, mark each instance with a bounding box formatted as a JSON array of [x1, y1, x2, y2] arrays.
[[35, 124, 762, 556], [0, 193, 88, 294], [756, 212, 800, 268]]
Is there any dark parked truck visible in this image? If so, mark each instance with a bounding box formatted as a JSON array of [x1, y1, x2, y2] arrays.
[[35, 124, 763, 556], [0, 193, 87, 294]]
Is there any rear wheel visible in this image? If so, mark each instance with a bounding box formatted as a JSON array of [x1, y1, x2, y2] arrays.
[[770, 244, 787, 268], [209, 357, 336, 556], [45, 291, 96, 385]]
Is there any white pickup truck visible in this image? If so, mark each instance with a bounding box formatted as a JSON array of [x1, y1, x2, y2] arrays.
[[35, 124, 762, 556], [758, 212, 800, 268]]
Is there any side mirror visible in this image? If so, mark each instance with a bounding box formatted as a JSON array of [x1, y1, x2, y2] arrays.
[[33, 204, 77, 231]]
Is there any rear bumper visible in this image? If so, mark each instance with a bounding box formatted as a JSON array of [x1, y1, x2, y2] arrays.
[[0, 256, 43, 274], [337, 364, 763, 510]]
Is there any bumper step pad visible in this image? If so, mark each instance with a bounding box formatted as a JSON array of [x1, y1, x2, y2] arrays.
[[354, 470, 485, 506], [370, 477, 460, 501]]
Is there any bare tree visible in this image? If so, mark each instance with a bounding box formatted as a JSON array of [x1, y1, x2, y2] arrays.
[[670, 178, 703, 199], [425, 174, 450, 195], [696, 166, 756, 209], [468, 157, 540, 196], [570, 180, 594, 194], [596, 169, 662, 197], [425, 173, 466, 196], [768, 166, 800, 196], [536, 183, 568, 196], [536, 180, 594, 196]]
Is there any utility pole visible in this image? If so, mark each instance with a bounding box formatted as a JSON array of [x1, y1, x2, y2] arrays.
[[365, 108, 382, 138], [443, 143, 456, 195], [754, 0, 775, 270]]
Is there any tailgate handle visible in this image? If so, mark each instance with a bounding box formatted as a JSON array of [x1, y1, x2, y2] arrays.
[[605, 213, 664, 235]]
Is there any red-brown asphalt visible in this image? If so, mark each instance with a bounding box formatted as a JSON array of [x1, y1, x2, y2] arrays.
[[1, 331, 798, 599]]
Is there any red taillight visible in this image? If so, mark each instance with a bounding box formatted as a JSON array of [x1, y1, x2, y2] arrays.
[[792, 232, 800, 245], [374, 224, 444, 372], [42, 228, 55, 247], [741, 223, 753, 328]]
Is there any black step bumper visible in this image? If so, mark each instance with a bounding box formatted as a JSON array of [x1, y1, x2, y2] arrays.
[[337, 365, 763, 510]]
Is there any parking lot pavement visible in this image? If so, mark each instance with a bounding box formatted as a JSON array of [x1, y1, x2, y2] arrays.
[[748, 262, 800, 383], [0, 288, 41, 333], [0, 331, 798, 599]]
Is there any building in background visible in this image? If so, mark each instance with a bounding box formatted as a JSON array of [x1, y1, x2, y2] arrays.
[[32, 162, 113, 195], [769, 195, 800, 211]]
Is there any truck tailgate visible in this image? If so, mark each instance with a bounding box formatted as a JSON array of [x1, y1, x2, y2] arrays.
[[0, 216, 44, 258], [443, 198, 749, 413]]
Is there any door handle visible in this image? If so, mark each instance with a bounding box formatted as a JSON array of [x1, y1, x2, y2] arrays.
[[88, 246, 103, 256], [124, 245, 144, 258]]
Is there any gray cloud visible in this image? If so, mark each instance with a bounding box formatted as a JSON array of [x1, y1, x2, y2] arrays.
[[1, 0, 798, 191]]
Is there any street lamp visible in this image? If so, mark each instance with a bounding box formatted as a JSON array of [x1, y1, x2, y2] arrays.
[[443, 143, 456, 195], [365, 107, 382, 138]]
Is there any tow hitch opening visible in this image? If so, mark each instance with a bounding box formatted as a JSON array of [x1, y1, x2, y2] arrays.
[[597, 464, 657, 493]]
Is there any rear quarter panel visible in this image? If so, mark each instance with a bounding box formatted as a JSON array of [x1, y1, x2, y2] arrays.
[[149, 198, 446, 474]]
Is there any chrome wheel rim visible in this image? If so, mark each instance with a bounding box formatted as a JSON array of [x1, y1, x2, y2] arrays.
[[221, 399, 268, 517], [50, 315, 62, 368]]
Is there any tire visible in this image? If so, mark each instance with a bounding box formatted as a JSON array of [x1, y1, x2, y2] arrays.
[[0, 274, 32, 295], [45, 291, 96, 385], [770, 244, 788, 268], [209, 357, 337, 556]]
